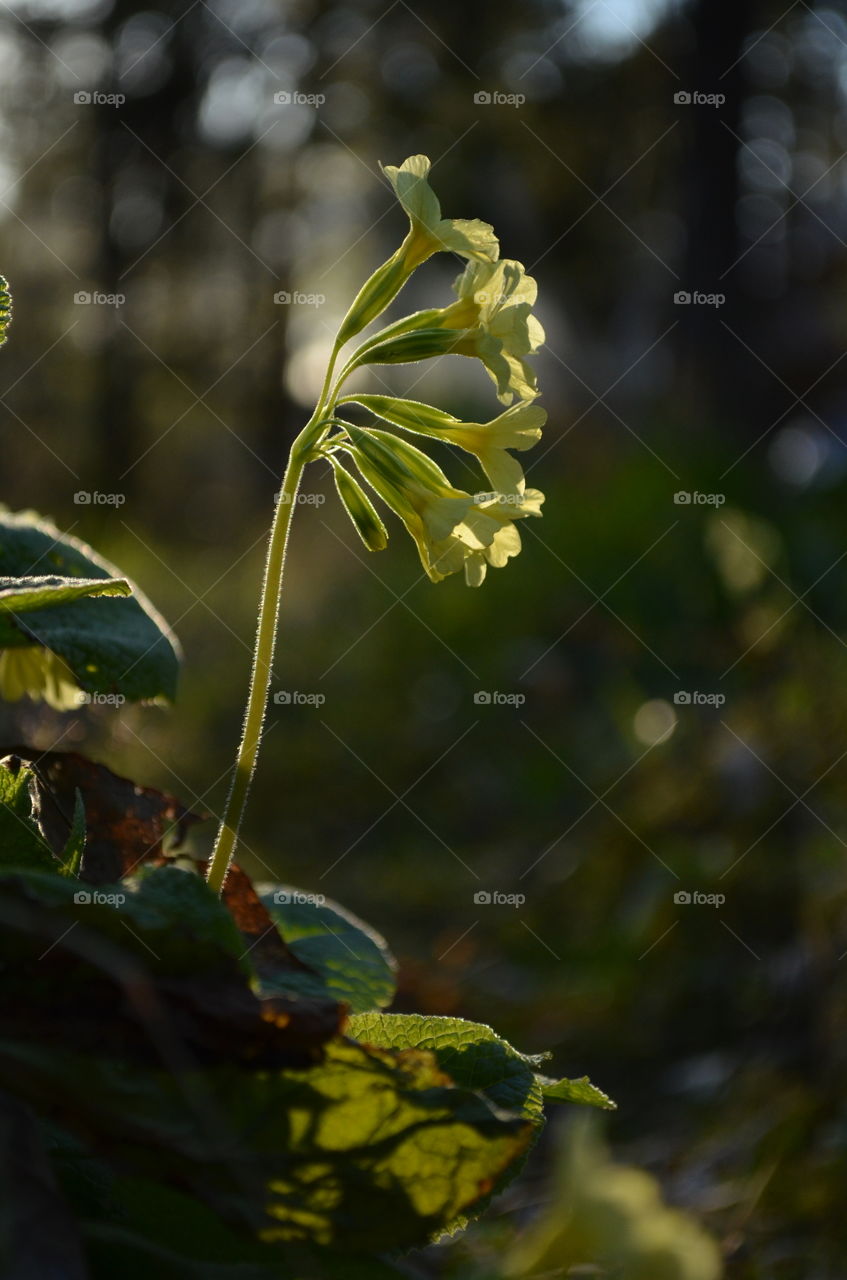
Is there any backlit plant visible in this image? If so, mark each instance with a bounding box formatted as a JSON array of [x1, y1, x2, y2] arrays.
[[0, 163, 722, 1279]]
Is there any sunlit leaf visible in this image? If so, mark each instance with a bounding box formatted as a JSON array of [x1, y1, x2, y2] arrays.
[[0, 509, 180, 705], [259, 884, 397, 1014]]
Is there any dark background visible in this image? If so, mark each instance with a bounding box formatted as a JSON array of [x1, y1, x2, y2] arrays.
[[2, 0, 847, 1273]]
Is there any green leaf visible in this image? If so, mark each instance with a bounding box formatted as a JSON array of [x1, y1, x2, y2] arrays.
[[347, 1012, 550, 1123], [0, 508, 180, 704], [0, 275, 11, 347], [0, 1036, 532, 1255], [258, 885, 397, 1014], [0, 756, 58, 872], [540, 1074, 616, 1110], [0, 574, 130, 616], [347, 1015, 615, 1124], [58, 789, 86, 878]]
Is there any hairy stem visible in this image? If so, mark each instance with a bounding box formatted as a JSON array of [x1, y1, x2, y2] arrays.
[[206, 345, 341, 894]]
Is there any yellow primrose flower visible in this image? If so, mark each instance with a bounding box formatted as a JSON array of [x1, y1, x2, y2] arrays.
[[342, 426, 543, 587], [448, 258, 545, 404], [361, 258, 544, 404], [341, 395, 546, 496], [382, 155, 500, 270], [429, 488, 544, 587], [0, 645, 82, 710], [337, 157, 498, 344]]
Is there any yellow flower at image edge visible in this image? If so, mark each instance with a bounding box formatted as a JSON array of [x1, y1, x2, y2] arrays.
[[345, 427, 544, 588], [0, 645, 82, 710], [382, 154, 500, 269]]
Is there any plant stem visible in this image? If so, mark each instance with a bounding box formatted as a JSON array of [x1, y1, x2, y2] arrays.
[[206, 344, 341, 895]]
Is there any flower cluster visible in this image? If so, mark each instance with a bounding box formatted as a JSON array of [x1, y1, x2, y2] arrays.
[[322, 156, 547, 587]]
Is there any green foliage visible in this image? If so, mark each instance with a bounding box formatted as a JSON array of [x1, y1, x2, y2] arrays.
[[348, 1012, 613, 1124], [0, 508, 180, 705], [0, 574, 130, 616], [259, 884, 397, 1013], [0, 756, 57, 872]]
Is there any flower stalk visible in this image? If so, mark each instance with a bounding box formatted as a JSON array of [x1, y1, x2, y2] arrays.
[[206, 156, 546, 894]]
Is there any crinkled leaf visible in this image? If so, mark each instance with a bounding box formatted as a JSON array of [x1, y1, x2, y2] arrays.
[[540, 1074, 616, 1110], [0, 508, 180, 703], [347, 1012, 550, 1123], [0, 1036, 532, 1254], [258, 884, 397, 1014]]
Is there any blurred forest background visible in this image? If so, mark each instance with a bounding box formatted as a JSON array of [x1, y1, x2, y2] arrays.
[[1, 0, 847, 1274]]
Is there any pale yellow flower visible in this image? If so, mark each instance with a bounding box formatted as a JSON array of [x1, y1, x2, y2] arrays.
[[447, 259, 545, 404], [342, 427, 543, 587], [382, 155, 500, 270]]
